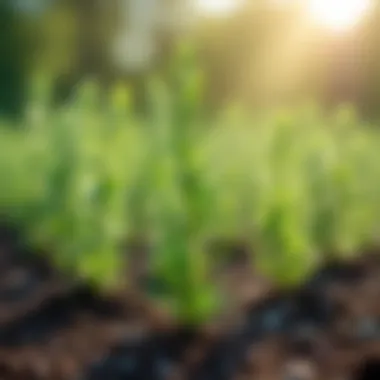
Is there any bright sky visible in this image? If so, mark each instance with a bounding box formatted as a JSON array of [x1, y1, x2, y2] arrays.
[[307, 0, 372, 31], [195, 0, 373, 31]]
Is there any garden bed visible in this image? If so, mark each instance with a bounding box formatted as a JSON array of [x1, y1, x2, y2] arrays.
[[0, 45, 380, 380], [0, 226, 378, 380]]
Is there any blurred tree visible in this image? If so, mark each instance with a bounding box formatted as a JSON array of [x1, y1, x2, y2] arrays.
[[0, 0, 40, 118], [2, 0, 380, 119]]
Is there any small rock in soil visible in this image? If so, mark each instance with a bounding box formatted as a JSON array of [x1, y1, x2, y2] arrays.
[[355, 318, 380, 342], [245, 296, 293, 338], [282, 359, 317, 380]]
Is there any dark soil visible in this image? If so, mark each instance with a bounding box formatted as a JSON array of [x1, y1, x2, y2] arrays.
[[0, 225, 378, 380]]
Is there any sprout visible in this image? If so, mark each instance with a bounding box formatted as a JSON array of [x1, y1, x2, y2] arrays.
[[1, 64, 380, 322]]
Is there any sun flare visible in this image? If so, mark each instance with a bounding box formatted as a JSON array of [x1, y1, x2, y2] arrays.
[[307, 0, 372, 31]]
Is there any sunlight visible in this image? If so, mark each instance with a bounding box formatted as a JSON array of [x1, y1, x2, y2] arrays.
[[307, 0, 372, 31], [194, 0, 240, 15]]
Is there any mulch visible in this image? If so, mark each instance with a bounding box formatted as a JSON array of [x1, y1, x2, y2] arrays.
[[0, 225, 378, 380]]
